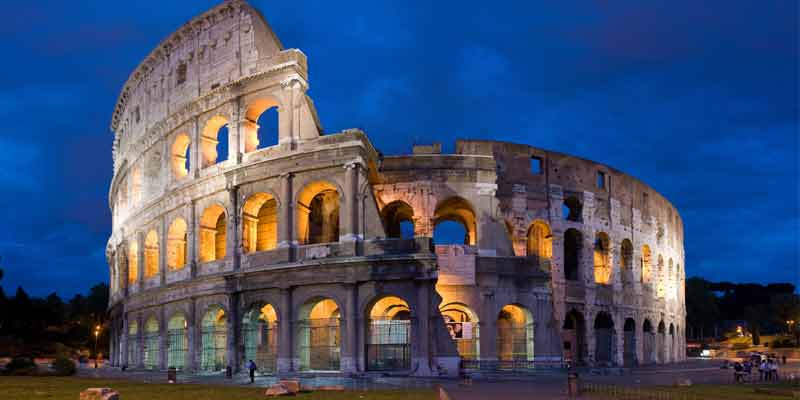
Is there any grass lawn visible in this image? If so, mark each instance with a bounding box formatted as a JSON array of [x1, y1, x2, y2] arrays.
[[0, 376, 436, 400], [585, 383, 800, 400]]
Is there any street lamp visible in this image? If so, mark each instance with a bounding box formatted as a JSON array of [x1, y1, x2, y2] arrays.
[[94, 325, 101, 368]]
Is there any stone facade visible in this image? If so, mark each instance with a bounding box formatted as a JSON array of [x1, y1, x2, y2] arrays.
[[106, 0, 685, 376]]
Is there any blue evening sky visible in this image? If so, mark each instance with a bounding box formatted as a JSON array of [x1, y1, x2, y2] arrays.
[[0, 1, 796, 296]]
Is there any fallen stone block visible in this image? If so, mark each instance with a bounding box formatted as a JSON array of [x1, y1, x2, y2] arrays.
[[80, 388, 120, 400], [264, 383, 292, 397], [279, 379, 300, 394], [317, 384, 345, 391]]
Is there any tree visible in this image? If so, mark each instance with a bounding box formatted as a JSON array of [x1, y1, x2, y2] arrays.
[[685, 277, 719, 339]]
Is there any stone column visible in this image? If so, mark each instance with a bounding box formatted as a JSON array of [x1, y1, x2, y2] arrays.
[[159, 218, 167, 286], [136, 232, 145, 292], [228, 185, 241, 271], [277, 287, 293, 372], [188, 201, 198, 278], [137, 314, 145, 368], [413, 280, 434, 375], [227, 293, 240, 372], [341, 283, 358, 373], [227, 110, 242, 164], [614, 315, 625, 366], [121, 315, 129, 367], [585, 310, 596, 366], [187, 300, 197, 371], [340, 162, 361, 242], [635, 317, 644, 365], [478, 291, 497, 367], [159, 306, 167, 370], [190, 117, 200, 179], [277, 173, 294, 249]]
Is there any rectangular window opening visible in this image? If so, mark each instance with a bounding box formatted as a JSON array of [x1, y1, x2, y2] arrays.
[[530, 157, 542, 175], [597, 171, 606, 189]]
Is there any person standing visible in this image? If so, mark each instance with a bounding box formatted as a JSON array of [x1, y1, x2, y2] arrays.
[[247, 359, 257, 384]]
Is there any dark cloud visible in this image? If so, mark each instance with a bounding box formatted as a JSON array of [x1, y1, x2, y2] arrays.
[[0, 0, 796, 296]]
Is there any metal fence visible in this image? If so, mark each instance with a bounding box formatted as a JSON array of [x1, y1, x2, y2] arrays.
[[200, 327, 227, 371], [167, 328, 187, 370], [367, 319, 411, 371], [243, 321, 278, 373], [496, 323, 534, 370], [143, 332, 160, 369], [580, 383, 702, 400], [127, 334, 138, 367], [297, 318, 340, 371]]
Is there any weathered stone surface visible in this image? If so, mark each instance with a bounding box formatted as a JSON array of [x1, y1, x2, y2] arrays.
[[80, 388, 120, 400], [264, 383, 290, 397], [278, 380, 299, 394]]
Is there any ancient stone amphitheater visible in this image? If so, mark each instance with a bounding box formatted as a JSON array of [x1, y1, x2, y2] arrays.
[[106, 0, 686, 376]]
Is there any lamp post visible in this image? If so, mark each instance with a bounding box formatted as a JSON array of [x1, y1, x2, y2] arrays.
[[94, 325, 101, 368]]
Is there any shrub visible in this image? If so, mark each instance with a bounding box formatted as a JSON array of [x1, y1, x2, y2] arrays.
[[5, 357, 36, 376], [51, 357, 76, 376]]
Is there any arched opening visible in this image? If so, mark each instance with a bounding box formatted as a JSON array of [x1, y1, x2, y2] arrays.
[[117, 250, 127, 291], [563, 196, 582, 222], [167, 313, 187, 370], [366, 296, 411, 371], [641, 245, 652, 284], [144, 230, 159, 280], [440, 302, 480, 363], [128, 241, 139, 285], [381, 201, 415, 239], [127, 320, 139, 367], [171, 133, 191, 179], [656, 255, 665, 298], [657, 321, 666, 363], [296, 298, 340, 371], [594, 312, 614, 366], [244, 98, 280, 152], [496, 304, 534, 368], [296, 182, 340, 245], [167, 218, 188, 270], [526, 220, 552, 265], [242, 304, 278, 373], [642, 319, 655, 364], [242, 193, 278, 253], [433, 197, 477, 245], [623, 318, 636, 367], [199, 205, 227, 263], [620, 239, 633, 287], [564, 228, 582, 281], [200, 306, 227, 371], [563, 309, 586, 365], [201, 115, 229, 168], [593, 232, 611, 284], [668, 323, 675, 363], [143, 316, 160, 369]]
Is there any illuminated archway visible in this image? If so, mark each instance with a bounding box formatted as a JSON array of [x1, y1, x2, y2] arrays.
[[144, 230, 159, 279], [657, 321, 666, 363], [366, 295, 411, 371], [243, 98, 280, 152], [167, 313, 187, 369], [128, 241, 139, 285], [440, 302, 480, 362], [242, 303, 278, 373], [496, 304, 534, 366], [623, 318, 636, 367], [296, 298, 340, 371], [642, 319, 655, 364], [296, 181, 340, 245], [199, 205, 226, 262], [381, 200, 415, 239], [167, 218, 188, 270], [171, 133, 191, 179], [593, 232, 611, 284], [242, 193, 278, 253], [641, 245, 652, 284], [620, 239, 634, 287], [201, 115, 229, 168], [143, 316, 160, 369], [526, 220, 552, 263], [200, 306, 227, 371], [433, 197, 476, 245]]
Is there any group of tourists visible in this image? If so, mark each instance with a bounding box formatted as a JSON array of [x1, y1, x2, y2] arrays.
[[732, 354, 785, 383]]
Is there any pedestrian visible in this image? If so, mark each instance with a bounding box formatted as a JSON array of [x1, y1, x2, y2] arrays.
[[733, 362, 743, 383], [770, 359, 779, 382], [782, 355, 787, 365], [759, 359, 767, 381], [247, 359, 257, 384]]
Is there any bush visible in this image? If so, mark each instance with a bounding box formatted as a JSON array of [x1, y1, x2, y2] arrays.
[[4, 357, 36, 376], [51, 357, 76, 376]]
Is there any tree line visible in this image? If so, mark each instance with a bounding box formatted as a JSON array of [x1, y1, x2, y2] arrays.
[[686, 277, 799, 345], [0, 267, 109, 358]]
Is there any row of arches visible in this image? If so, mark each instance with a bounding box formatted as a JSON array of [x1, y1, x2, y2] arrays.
[[120, 181, 342, 286], [171, 101, 280, 178]]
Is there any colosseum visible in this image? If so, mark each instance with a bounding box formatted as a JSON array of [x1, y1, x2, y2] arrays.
[[106, 0, 686, 377]]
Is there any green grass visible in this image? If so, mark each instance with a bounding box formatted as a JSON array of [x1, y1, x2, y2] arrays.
[[585, 383, 800, 400], [0, 376, 436, 400]]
